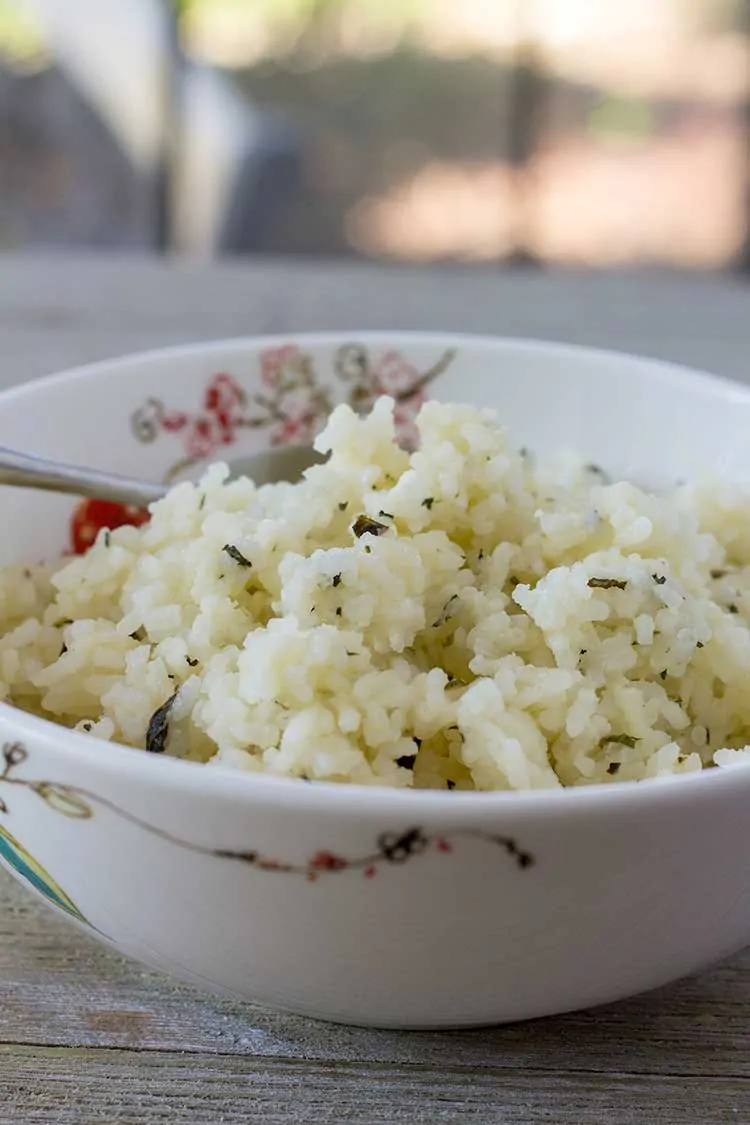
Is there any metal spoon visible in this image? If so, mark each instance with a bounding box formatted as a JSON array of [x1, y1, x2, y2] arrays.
[[0, 443, 324, 507]]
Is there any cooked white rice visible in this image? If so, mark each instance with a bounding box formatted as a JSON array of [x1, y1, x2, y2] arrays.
[[4, 395, 750, 790]]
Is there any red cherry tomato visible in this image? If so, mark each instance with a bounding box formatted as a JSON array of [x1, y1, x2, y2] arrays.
[[70, 498, 150, 555]]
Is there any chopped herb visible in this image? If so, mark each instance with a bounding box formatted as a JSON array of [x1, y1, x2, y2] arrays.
[[332, 573, 342, 588], [610, 734, 638, 749], [433, 594, 459, 628], [396, 754, 417, 770], [446, 779, 456, 790], [145, 691, 178, 754], [198, 494, 206, 510], [652, 574, 667, 585], [352, 515, 389, 538], [103, 531, 111, 547], [185, 656, 199, 667], [338, 501, 348, 511], [607, 762, 621, 775], [579, 649, 587, 657], [478, 549, 484, 560], [588, 577, 627, 590], [335, 607, 343, 617], [55, 618, 72, 628], [660, 670, 668, 681], [421, 497, 435, 510], [446, 677, 467, 690], [676, 755, 686, 765], [378, 510, 394, 520], [711, 569, 726, 580], [586, 463, 609, 481], [364, 545, 372, 554], [696, 641, 704, 649], [346, 651, 358, 657], [729, 603, 739, 614], [82, 722, 93, 733], [222, 544, 252, 568], [129, 627, 146, 642]]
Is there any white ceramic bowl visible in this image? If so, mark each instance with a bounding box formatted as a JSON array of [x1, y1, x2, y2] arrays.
[[2, 332, 750, 1029]]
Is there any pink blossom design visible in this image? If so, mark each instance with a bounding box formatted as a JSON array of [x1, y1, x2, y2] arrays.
[[260, 345, 302, 390]]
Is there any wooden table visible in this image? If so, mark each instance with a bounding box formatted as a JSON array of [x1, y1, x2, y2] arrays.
[[1, 255, 749, 1124]]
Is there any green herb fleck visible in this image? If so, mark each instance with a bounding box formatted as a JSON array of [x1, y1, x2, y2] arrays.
[[129, 627, 146, 642], [446, 779, 456, 790], [338, 501, 348, 511], [652, 574, 667, 586], [586, 463, 610, 482], [433, 594, 459, 628], [332, 573, 342, 588], [222, 544, 252, 568], [186, 656, 199, 667], [82, 722, 93, 733], [335, 607, 342, 617], [198, 494, 206, 510], [378, 510, 394, 520], [610, 734, 638, 749], [352, 515, 389, 538], [588, 577, 627, 590], [711, 569, 726, 580], [396, 754, 417, 770], [145, 691, 178, 754], [696, 641, 704, 649], [729, 603, 739, 614], [103, 531, 111, 547], [607, 762, 621, 775], [660, 670, 668, 681], [421, 497, 435, 510]]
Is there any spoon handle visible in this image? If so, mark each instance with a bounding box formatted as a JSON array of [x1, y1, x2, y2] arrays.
[[0, 446, 168, 508]]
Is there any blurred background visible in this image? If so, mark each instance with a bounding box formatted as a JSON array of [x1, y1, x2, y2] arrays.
[[0, 0, 747, 271]]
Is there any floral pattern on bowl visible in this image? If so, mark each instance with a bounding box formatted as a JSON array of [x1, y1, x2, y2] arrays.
[[68, 341, 456, 554], [0, 739, 534, 925]]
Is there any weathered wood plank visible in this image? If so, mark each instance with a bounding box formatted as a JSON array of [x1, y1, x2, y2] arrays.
[[2, 871, 750, 1080], [0, 255, 747, 386], [0, 1044, 747, 1125]]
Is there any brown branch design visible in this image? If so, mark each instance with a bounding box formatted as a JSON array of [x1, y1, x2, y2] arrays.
[[0, 742, 534, 882]]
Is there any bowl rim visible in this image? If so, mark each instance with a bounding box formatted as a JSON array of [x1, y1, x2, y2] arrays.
[[3, 329, 750, 817]]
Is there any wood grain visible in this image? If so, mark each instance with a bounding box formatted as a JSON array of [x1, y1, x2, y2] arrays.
[[1, 1045, 748, 1125], [1, 256, 750, 1122]]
